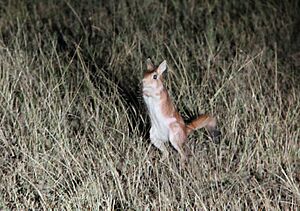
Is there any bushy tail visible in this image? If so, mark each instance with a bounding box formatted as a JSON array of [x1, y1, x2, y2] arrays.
[[186, 114, 221, 143]]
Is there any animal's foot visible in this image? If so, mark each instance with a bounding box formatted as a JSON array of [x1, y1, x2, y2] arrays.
[[160, 152, 169, 162], [180, 155, 188, 167]]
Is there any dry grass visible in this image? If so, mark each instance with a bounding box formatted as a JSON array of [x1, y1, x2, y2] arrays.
[[0, 0, 299, 209]]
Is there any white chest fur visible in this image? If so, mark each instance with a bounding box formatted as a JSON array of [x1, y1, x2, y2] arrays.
[[143, 95, 176, 141]]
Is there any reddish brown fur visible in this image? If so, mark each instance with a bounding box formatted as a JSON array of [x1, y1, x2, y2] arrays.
[[143, 59, 220, 164]]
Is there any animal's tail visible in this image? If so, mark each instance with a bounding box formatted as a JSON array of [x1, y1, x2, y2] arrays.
[[186, 114, 221, 143]]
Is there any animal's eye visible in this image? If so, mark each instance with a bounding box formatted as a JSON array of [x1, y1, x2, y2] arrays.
[[153, 75, 157, 79]]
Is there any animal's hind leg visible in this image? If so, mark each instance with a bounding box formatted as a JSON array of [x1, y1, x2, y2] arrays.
[[151, 139, 169, 161], [169, 125, 188, 164]]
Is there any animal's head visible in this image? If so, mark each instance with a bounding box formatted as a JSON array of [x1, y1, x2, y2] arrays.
[[142, 58, 167, 91]]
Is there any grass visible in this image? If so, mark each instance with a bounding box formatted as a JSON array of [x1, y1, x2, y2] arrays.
[[0, 0, 299, 209]]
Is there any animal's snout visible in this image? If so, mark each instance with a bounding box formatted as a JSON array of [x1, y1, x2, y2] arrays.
[[142, 78, 150, 85]]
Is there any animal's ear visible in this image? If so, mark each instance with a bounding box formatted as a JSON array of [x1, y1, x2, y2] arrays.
[[157, 60, 167, 75], [146, 58, 155, 71]]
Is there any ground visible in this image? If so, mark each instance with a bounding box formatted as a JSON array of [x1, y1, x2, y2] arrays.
[[0, 0, 299, 209]]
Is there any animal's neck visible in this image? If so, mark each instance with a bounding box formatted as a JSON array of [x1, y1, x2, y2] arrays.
[[144, 86, 166, 102], [145, 87, 176, 117], [143, 83, 163, 98]]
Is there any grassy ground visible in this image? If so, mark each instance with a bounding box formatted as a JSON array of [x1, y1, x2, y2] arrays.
[[0, 0, 299, 209]]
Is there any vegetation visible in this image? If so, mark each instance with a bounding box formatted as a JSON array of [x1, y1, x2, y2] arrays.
[[0, 0, 299, 209]]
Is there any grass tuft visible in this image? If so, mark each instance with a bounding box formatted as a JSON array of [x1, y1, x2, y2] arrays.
[[0, 0, 299, 209]]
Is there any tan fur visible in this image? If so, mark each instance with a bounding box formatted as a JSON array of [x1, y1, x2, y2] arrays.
[[186, 114, 216, 135], [142, 59, 219, 164]]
